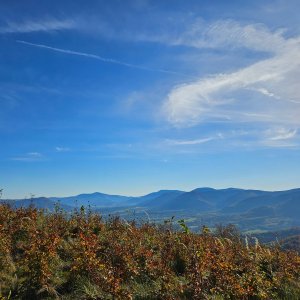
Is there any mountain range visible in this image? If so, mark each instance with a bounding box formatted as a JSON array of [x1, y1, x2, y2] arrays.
[[2, 187, 300, 232]]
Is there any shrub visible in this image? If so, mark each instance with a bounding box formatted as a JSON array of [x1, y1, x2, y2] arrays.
[[0, 205, 299, 299]]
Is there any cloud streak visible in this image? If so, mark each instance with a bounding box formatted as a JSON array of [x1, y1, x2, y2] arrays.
[[17, 40, 194, 78], [0, 18, 75, 34], [11, 152, 44, 162], [166, 137, 215, 145]]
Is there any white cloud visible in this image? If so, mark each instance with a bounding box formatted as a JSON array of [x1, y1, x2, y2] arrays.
[[55, 147, 70, 152], [0, 18, 75, 34], [267, 128, 297, 141], [116, 18, 289, 54], [250, 88, 279, 99], [171, 20, 288, 53], [262, 140, 297, 148], [163, 21, 300, 138], [166, 137, 215, 145], [27, 152, 42, 157], [12, 152, 43, 162]]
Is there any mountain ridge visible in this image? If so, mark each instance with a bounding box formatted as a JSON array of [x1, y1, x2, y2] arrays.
[[2, 187, 299, 232], [2, 187, 299, 213]]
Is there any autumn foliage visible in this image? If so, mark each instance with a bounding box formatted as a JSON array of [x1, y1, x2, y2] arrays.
[[0, 204, 299, 299]]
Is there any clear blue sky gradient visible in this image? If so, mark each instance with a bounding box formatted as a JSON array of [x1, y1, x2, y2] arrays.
[[1, 0, 300, 198]]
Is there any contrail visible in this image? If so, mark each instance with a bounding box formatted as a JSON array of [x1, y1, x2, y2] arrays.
[[17, 40, 195, 79]]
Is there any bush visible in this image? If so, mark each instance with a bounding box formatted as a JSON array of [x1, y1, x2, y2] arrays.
[[0, 204, 299, 299]]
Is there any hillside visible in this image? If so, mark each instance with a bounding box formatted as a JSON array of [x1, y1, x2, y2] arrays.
[[0, 205, 299, 299]]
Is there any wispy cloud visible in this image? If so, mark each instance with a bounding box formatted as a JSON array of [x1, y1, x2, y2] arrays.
[[166, 137, 215, 145], [0, 18, 75, 34], [163, 20, 300, 141], [165, 20, 288, 53], [11, 152, 43, 162], [27, 152, 42, 157], [267, 128, 297, 141], [17, 40, 194, 78], [95, 17, 288, 54], [55, 147, 70, 152], [157, 127, 298, 153]]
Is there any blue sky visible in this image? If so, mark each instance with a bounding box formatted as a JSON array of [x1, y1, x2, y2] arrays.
[[1, 0, 300, 198]]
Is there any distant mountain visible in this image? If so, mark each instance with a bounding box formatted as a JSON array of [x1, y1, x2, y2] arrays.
[[141, 187, 283, 212], [50, 192, 135, 208], [0, 197, 72, 211], [139, 190, 185, 207], [138, 189, 183, 200], [188, 187, 244, 208], [2, 187, 299, 231], [222, 188, 300, 216], [51, 190, 187, 208], [218, 189, 269, 210], [276, 196, 300, 219], [158, 188, 215, 211], [0, 190, 184, 210]]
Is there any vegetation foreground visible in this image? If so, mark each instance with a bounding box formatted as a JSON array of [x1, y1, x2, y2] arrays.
[[0, 205, 299, 299]]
